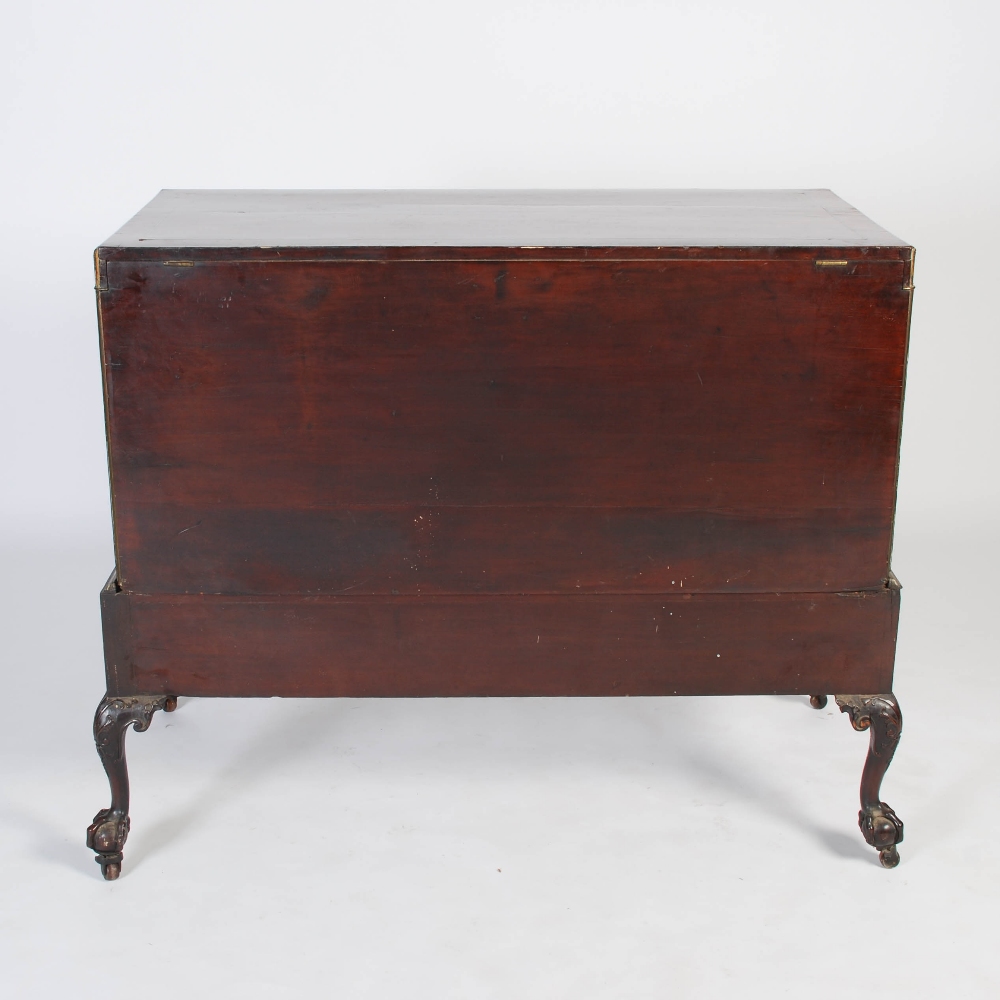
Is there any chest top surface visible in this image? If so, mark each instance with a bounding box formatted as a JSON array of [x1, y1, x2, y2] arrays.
[[100, 189, 908, 254]]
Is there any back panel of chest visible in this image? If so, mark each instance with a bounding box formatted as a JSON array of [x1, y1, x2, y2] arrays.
[[100, 255, 909, 597]]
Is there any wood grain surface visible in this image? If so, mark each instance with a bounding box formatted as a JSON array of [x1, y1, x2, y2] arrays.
[[102, 577, 900, 698], [100, 189, 908, 250], [100, 256, 910, 596]]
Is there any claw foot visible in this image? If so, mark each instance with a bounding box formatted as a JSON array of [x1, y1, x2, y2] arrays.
[[86, 808, 130, 879]]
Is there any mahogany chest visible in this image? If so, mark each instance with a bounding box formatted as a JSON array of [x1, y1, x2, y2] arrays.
[[87, 190, 912, 877]]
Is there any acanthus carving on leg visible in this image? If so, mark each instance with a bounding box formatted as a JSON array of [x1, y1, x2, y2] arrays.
[[87, 694, 168, 880], [835, 693, 904, 868]]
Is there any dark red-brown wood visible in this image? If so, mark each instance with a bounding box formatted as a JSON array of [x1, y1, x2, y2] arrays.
[[90, 190, 914, 877], [99, 189, 909, 252], [101, 575, 900, 699], [97, 189, 913, 689], [100, 256, 910, 597]]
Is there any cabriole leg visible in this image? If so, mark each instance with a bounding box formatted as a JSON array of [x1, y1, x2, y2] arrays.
[[835, 694, 904, 868], [86, 694, 168, 880]]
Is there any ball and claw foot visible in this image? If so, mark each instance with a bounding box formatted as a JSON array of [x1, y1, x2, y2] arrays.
[[860, 800, 905, 869], [87, 808, 129, 880], [809, 694, 827, 710]]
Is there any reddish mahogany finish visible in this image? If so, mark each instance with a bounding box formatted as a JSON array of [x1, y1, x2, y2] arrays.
[[96, 189, 912, 696], [101, 574, 900, 699], [88, 191, 913, 876]]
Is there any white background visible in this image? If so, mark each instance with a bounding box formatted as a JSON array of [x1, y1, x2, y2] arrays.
[[1, 2, 998, 997]]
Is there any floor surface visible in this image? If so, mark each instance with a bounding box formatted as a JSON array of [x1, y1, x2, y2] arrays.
[[1, 515, 997, 998]]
